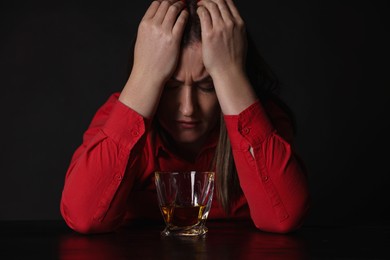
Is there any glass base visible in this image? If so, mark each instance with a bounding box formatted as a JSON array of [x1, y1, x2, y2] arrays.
[[161, 225, 208, 237]]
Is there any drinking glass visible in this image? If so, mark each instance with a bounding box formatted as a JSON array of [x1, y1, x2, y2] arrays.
[[155, 171, 215, 237]]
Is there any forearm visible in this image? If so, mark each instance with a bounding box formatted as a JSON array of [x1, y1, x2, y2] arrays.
[[119, 72, 165, 119], [233, 137, 309, 233], [60, 97, 149, 233], [119, 0, 188, 119], [60, 135, 136, 233], [225, 101, 310, 233], [212, 68, 258, 115]]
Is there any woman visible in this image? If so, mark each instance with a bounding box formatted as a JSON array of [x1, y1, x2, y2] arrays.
[[60, 0, 310, 234]]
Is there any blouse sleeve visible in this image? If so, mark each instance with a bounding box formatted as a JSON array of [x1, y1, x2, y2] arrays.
[[223, 100, 310, 233], [60, 93, 150, 234]]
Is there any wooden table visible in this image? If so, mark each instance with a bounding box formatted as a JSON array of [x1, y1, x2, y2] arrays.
[[0, 220, 389, 259]]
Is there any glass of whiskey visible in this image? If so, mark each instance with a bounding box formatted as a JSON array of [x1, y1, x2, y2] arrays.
[[155, 171, 215, 237]]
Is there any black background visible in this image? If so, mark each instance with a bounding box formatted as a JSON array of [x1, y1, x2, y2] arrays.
[[1, 0, 389, 226]]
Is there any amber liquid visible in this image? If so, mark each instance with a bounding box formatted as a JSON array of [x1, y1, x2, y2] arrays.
[[161, 205, 206, 227]]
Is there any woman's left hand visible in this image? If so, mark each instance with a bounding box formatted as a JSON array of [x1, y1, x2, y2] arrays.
[[196, 0, 247, 79]]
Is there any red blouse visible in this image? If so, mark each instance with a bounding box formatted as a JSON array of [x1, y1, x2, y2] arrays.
[[60, 93, 310, 234]]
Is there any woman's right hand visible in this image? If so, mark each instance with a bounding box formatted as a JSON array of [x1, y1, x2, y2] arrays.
[[120, 1, 188, 118], [132, 0, 188, 84]]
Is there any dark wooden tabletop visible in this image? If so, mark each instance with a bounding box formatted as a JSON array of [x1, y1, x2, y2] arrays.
[[0, 220, 389, 259]]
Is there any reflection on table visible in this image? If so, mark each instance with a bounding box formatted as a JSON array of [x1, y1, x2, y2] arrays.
[[0, 220, 389, 259], [59, 220, 307, 259]]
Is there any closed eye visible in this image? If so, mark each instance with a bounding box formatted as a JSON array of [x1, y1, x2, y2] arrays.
[[197, 83, 215, 92], [165, 76, 214, 92], [165, 80, 181, 89]]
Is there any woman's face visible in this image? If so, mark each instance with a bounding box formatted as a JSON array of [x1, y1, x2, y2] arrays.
[[157, 43, 220, 151]]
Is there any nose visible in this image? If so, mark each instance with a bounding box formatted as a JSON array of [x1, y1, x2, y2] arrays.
[[179, 85, 196, 117]]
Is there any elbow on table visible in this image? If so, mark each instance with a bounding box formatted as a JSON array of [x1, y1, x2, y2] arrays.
[[60, 203, 120, 234], [63, 215, 120, 235], [257, 219, 303, 234], [68, 221, 104, 235], [257, 194, 311, 234], [253, 208, 309, 234]]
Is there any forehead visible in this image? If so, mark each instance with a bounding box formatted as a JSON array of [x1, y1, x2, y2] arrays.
[[173, 44, 208, 80]]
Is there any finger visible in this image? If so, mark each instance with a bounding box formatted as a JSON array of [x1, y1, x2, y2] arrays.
[[225, 0, 243, 22], [198, 0, 223, 26], [197, 6, 213, 32], [162, 1, 185, 30], [172, 9, 189, 37], [213, 0, 234, 22], [153, 0, 177, 24], [142, 1, 161, 20]]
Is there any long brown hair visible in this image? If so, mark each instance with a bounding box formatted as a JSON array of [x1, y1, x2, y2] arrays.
[[179, 0, 295, 214], [127, 0, 295, 214]]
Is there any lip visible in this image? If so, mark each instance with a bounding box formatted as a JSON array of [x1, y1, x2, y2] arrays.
[[175, 120, 200, 129]]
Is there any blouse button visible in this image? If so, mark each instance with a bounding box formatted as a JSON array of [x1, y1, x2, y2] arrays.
[[131, 130, 139, 136], [262, 176, 269, 182], [242, 128, 250, 135]]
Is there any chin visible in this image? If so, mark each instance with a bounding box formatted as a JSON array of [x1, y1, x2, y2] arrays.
[[174, 136, 200, 144]]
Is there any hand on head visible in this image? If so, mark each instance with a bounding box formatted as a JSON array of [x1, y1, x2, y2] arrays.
[[132, 0, 189, 84], [196, 0, 247, 79], [132, 0, 246, 84]]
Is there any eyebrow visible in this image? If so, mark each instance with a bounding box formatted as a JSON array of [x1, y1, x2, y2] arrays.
[[169, 75, 213, 84]]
